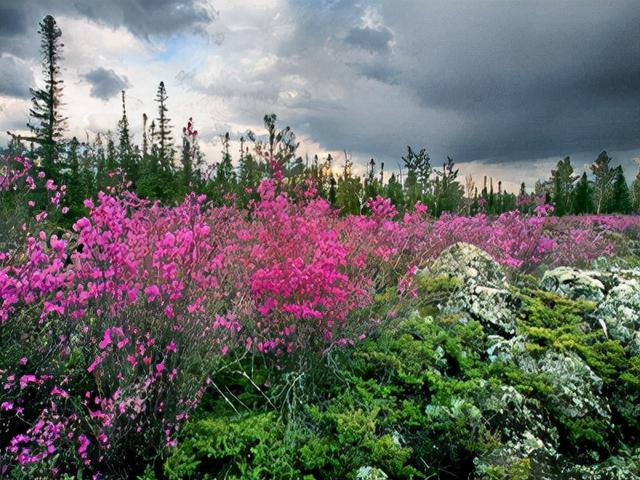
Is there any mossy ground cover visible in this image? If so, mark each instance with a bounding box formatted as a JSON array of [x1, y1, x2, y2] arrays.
[[160, 273, 640, 479]]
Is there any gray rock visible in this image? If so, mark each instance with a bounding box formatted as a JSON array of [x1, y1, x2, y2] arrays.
[[356, 466, 388, 480], [445, 285, 520, 335], [429, 243, 519, 335], [517, 351, 610, 421], [540, 266, 610, 301], [429, 242, 506, 288], [593, 278, 640, 354]]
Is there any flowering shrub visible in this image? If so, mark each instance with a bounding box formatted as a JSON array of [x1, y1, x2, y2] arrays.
[[1, 156, 638, 476]]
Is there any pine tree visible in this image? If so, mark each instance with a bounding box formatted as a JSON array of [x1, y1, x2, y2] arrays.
[[336, 152, 361, 214], [10, 15, 66, 179], [212, 132, 236, 203], [591, 151, 615, 214], [401, 146, 428, 207], [610, 166, 632, 213], [550, 156, 577, 216], [237, 140, 263, 208], [631, 168, 640, 213], [64, 136, 83, 213], [572, 172, 593, 214], [180, 117, 201, 191], [118, 90, 137, 181], [154, 81, 174, 170], [433, 157, 463, 216], [386, 173, 405, 211], [364, 158, 381, 202]]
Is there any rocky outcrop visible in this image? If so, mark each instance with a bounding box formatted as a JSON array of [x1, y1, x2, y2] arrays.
[[429, 242, 506, 288], [539, 266, 610, 302], [541, 266, 640, 353], [593, 269, 640, 354], [356, 466, 388, 480], [428, 243, 519, 335]]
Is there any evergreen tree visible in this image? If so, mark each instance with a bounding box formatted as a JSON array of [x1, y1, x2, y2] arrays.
[[433, 157, 463, 216], [631, 168, 640, 213], [572, 172, 594, 214], [590, 151, 615, 214], [610, 166, 632, 213], [401, 146, 429, 207], [212, 132, 237, 203], [64, 136, 82, 208], [386, 173, 404, 211], [237, 138, 263, 208], [180, 117, 201, 192], [118, 90, 137, 181], [260, 114, 299, 175], [550, 156, 577, 216], [154, 81, 174, 170], [363, 158, 382, 202], [336, 152, 361, 214], [10, 15, 66, 179]]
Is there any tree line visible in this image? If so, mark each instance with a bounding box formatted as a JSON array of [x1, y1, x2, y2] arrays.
[[4, 15, 640, 220]]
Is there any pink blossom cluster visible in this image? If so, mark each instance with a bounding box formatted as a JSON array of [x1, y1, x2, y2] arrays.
[[1, 158, 638, 475]]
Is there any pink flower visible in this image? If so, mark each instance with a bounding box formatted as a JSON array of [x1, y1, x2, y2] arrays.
[[19, 375, 37, 389], [144, 285, 161, 302], [98, 329, 112, 350], [51, 386, 69, 399], [87, 355, 103, 373]]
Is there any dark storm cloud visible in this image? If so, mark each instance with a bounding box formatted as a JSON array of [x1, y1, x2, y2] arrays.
[[344, 26, 393, 54], [82, 68, 130, 100], [0, 0, 214, 56], [0, 0, 215, 100], [0, 55, 34, 98], [71, 0, 216, 40], [281, 0, 640, 165]]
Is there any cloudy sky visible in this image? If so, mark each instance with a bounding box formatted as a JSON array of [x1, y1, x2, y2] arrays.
[[1, 0, 639, 191]]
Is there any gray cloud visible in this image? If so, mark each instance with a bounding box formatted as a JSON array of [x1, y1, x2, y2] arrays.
[[0, 0, 214, 56], [344, 26, 393, 54], [82, 67, 130, 100], [0, 54, 34, 98], [265, 0, 640, 169], [2, 0, 640, 175]]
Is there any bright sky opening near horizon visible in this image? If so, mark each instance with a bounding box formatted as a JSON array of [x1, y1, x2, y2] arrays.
[[1, 0, 639, 192]]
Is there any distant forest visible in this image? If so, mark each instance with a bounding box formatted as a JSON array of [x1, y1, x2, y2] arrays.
[[4, 15, 640, 220]]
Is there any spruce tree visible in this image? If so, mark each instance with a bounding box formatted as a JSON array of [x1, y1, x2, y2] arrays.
[[336, 153, 361, 214], [154, 81, 174, 170], [364, 158, 381, 201], [610, 166, 632, 213], [386, 173, 405, 211], [402, 146, 428, 207], [118, 90, 137, 181], [550, 156, 577, 216], [631, 169, 640, 213], [572, 172, 593, 214], [65, 136, 82, 208], [11, 15, 66, 179], [590, 151, 615, 214], [433, 157, 463, 216]]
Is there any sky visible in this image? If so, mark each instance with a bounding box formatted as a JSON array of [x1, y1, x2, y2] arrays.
[[1, 0, 640, 192]]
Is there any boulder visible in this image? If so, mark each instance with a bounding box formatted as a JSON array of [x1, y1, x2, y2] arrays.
[[447, 285, 520, 335], [539, 266, 610, 302], [356, 466, 388, 480], [429, 243, 519, 336], [516, 351, 609, 421], [594, 277, 640, 354], [429, 242, 506, 288]]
